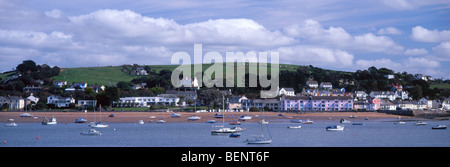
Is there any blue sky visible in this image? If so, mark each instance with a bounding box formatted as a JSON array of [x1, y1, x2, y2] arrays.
[[0, 0, 449, 79]]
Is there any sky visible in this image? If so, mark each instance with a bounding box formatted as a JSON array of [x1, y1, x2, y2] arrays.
[[0, 0, 450, 79]]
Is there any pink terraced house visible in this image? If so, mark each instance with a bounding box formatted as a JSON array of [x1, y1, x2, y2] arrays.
[[281, 96, 353, 111]]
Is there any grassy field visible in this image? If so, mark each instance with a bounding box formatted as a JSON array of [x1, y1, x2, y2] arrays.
[[51, 66, 138, 86], [48, 63, 303, 86], [430, 83, 450, 89]]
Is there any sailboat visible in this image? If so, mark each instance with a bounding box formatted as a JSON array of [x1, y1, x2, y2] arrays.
[[42, 116, 57, 125], [89, 105, 109, 128], [211, 96, 241, 135], [246, 108, 272, 144]]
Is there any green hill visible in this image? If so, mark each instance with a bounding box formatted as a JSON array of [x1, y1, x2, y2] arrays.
[[49, 63, 351, 86]]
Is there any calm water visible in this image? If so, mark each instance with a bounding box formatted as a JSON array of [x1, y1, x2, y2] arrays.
[[1, 120, 449, 147]]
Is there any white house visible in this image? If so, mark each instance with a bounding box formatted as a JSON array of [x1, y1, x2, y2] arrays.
[[27, 93, 39, 104], [319, 82, 333, 89], [369, 91, 397, 101], [442, 97, 450, 110], [117, 95, 180, 107], [278, 87, 295, 96], [73, 82, 88, 89], [419, 98, 439, 110], [0, 96, 25, 110], [306, 81, 318, 89], [77, 100, 97, 109], [47, 95, 75, 108], [355, 91, 368, 101]]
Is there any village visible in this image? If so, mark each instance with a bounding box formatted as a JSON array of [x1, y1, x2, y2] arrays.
[[1, 74, 449, 117]]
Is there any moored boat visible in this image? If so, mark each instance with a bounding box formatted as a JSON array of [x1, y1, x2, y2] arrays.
[[229, 133, 241, 138], [340, 119, 351, 123], [303, 119, 314, 124], [431, 125, 447, 129], [42, 117, 57, 125], [20, 113, 32, 117], [206, 120, 216, 123], [81, 129, 102, 136], [394, 121, 406, 125], [287, 125, 301, 129], [188, 115, 201, 121], [246, 137, 272, 144], [89, 122, 109, 128], [229, 121, 241, 125], [326, 125, 345, 131], [171, 113, 181, 118], [75, 118, 88, 123], [290, 119, 303, 123], [414, 121, 427, 126], [157, 119, 166, 123], [238, 115, 252, 121], [5, 122, 17, 127], [138, 120, 145, 124], [258, 119, 269, 124], [214, 114, 224, 118]]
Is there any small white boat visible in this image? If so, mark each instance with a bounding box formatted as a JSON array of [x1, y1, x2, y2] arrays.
[[290, 119, 303, 123], [326, 125, 345, 131], [340, 119, 351, 123], [287, 125, 301, 129], [81, 129, 102, 136], [214, 114, 225, 118], [394, 121, 406, 125], [188, 115, 201, 121], [171, 113, 181, 118], [157, 119, 166, 123], [246, 137, 272, 144], [5, 122, 17, 127], [349, 115, 357, 118], [42, 117, 57, 125], [89, 122, 109, 128], [149, 116, 156, 119], [20, 113, 32, 117], [211, 126, 241, 135], [432, 125, 447, 129], [138, 120, 145, 124], [414, 121, 427, 126], [258, 119, 269, 124], [75, 118, 87, 123], [206, 120, 216, 123], [303, 119, 314, 124], [238, 115, 252, 121]]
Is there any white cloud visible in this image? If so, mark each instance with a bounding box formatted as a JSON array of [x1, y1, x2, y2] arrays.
[[276, 45, 354, 68], [411, 26, 450, 43], [404, 48, 428, 55], [283, 19, 405, 54], [381, 0, 414, 10], [377, 27, 402, 35], [355, 56, 440, 76], [432, 42, 450, 60]]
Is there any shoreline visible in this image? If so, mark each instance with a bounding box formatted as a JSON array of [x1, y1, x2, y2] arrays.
[[0, 111, 424, 124]]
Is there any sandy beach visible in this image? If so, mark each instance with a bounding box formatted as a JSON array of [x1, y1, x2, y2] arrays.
[[0, 111, 419, 124]]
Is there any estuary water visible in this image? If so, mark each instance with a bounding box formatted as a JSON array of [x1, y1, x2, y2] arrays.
[[1, 120, 449, 147]]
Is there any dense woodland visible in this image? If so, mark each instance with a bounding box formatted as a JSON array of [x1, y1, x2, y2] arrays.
[[1, 60, 450, 110]]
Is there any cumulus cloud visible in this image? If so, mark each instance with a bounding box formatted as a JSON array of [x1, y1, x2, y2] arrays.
[[411, 26, 450, 43], [275, 45, 354, 68], [381, 0, 414, 10], [432, 42, 450, 60], [355, 56, 440, 76], [283, 19, 405, 54], [404, 48, 428, 55], [377, 27, 402, 35]]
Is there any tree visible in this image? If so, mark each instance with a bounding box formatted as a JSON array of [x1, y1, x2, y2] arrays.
[[117, 81, 133, 90], [198, 88, 222, 110], [16, 60, 37, 74]]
